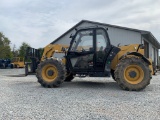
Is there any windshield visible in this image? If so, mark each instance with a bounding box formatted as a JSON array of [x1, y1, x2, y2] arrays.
[[70, 30, 93, 52]]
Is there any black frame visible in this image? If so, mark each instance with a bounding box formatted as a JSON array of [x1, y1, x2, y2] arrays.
[[25, 47, 41, 75], [66, 27, 120, 77]]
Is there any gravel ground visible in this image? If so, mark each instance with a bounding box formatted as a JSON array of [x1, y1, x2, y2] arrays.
[[0, 69, 160, 120]]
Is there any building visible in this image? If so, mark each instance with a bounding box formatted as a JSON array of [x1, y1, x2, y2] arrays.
[[52, 20, 160, 66]]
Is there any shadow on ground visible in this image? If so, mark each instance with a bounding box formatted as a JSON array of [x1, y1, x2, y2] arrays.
[[62, 80, 120, 90], [4, 74, 26, 77]]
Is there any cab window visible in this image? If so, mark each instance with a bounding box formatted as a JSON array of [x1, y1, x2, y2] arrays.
[[70, 30, 93, 52]]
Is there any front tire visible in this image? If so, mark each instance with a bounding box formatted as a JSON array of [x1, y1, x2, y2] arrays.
[[36, 58, 65, 88], [115, 57, 151, 91]]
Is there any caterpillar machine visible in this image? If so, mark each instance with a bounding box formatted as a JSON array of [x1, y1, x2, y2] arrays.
[[10, 57, 25, 68], [25, 26, 154, 91]]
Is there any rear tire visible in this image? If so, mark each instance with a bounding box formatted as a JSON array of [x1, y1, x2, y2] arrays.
[[115, 57, 151, 91], [36, 58, 65, 88]]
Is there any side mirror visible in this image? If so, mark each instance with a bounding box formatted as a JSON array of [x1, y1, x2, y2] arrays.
[[139, 44, 144, 49]]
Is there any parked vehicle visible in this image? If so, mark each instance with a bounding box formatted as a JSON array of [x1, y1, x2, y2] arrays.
[[10, 57, 25, 68], [25, 26, 154, 91], [0, 59, 11, 69]]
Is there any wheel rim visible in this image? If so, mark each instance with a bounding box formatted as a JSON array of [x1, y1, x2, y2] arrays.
[[124, 65, 144, 84], [42, 64, 58, 82]]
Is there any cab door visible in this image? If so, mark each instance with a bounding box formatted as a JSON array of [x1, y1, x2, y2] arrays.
[[95, 29, 111, 71], [67, 29, 95, 72]]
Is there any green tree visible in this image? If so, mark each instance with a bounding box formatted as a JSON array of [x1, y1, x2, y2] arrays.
[[12, 44, 19, 57], [19, 42, 30, 57], [0, 32, 13, 59]]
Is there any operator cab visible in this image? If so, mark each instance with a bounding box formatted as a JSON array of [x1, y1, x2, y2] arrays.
[[66, 27, 120, 77]]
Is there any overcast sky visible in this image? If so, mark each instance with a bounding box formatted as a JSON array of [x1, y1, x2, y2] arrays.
[[0, 0, 160, 49]]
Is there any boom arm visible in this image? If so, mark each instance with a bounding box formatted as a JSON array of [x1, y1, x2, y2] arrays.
[[41, 44, 69, 62]]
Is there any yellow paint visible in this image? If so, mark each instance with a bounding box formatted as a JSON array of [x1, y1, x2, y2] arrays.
[[124, 65, 144, 84], [111, 44, 141, 70], [41, 43, 153, 75], [41, 64, 58, 82], [41, 44, 69, 62], [11, 57, 25, 68], [111, 44, 153, 75]]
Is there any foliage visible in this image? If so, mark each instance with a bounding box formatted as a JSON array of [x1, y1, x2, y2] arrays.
[[12, 44, 19, 57], [0, 32, 13, 59], [19, 42, 30, 57], [0, 32, 32, 59]]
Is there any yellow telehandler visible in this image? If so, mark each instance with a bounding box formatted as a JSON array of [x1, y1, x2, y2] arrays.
[[26, 27, 153, 91]]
